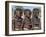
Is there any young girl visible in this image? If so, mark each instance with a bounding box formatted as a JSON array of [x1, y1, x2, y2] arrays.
[[32, 8, 41, 30], [23, 9, 32, 30], [12, 8, 23, 31]]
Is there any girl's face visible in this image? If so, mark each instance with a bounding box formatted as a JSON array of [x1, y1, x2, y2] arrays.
[[16, 10, 21, 17], [34, 12, 39, 17], [25, 11, 30, 17], [33, 9, 39, 17]]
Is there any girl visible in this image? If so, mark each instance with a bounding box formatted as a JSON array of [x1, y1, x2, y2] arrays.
[[12, 8, 23, 31], [32, 8, 41, 30], [23, 9, 32, 30]]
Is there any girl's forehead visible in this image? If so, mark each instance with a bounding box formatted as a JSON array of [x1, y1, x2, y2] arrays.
[[25, 11, 29, 12], [26, 11, 30, 14], [16, 11, 20, 13]]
